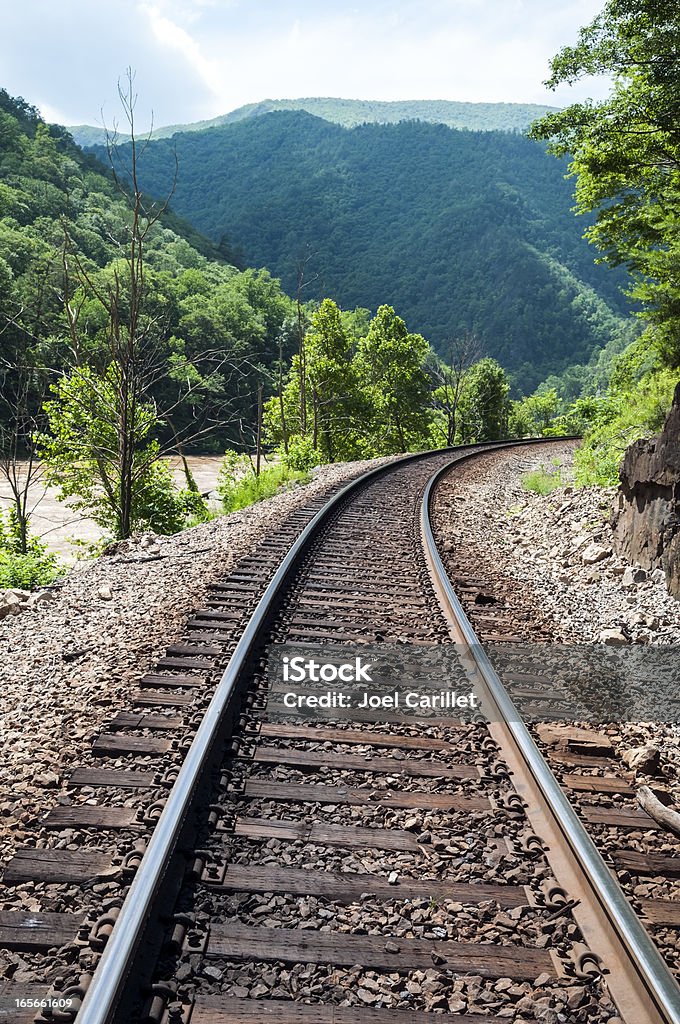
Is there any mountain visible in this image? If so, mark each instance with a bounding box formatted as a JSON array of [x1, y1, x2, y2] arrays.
[[67, 97, 559, 148], [89, 110, 635, 391], [0, 88, 296, 450]]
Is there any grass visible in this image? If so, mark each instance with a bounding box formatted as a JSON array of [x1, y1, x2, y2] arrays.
[[218, 463, 310, 513], [521, 462, 564, 495]]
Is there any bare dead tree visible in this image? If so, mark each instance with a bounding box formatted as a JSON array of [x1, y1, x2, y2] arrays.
[[46, 70, 256, 538], [0, 247, 64, 552], [432, 331, 483, 445], [0, 335, 51, 553]]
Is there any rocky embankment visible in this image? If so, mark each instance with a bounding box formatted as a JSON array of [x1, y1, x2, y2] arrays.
[[612, 381, 680, 598], [432, 441, 680, 646]]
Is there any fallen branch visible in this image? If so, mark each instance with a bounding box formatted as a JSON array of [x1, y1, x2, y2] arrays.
[[637, 785, 680, 837]]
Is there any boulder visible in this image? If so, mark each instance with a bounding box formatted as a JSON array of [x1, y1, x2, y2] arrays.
[[621, 565, 648, 587], [622, 745, 660, 775], [581, 543, 612, 565], [598, 627, 630, 646], [612, 382, 680, 598]]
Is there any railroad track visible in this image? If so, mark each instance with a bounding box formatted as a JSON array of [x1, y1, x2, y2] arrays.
[[1, 441, 679, 1024]]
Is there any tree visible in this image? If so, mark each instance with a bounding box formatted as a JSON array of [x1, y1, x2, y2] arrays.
[[458, 358, 510, 441], [430, 331, 483, 445], [39, 72, 239, 538], [0, 332, 51, 553], [0, 240, 65, 553], [40, 366, 203, 534], [509, 388, 561, 437], [530, 0, 680, 366], [263, 300, 364, 463], [304, 299, 362, 461], [356, 305, 432, 453]]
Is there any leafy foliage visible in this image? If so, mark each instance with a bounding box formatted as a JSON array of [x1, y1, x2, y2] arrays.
[[216, 450, 308, 512], [0, 508, 62, 589], [0, 90, 297, 458], [528, 1, 680, 482], [572, 367, 679, 485], [531, 0, 680, 367], [521, 463, 564, 494], [0, 88, 307, 538], [509, 389, 561, 437], [39, 367, 211, 536], [457, 358, 510, 441], [266, 300, 512, 460], [265, 301, 437, 461]]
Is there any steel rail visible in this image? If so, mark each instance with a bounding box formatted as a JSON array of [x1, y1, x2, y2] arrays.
[[421, 463, 680, 1024], [75, 437, 571, 1024], [74, 444, 450, 1024]]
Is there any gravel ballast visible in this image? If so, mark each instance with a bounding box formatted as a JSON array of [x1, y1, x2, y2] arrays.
[[0, 458, 397, 872], [432, 442, 680, 645]]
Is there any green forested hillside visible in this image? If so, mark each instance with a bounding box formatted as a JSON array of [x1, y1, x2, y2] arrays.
[[92, 111, 635, 391], [68, 97, 559, 147], [0, 86, 524, 554], [0, 89, 296, 452]]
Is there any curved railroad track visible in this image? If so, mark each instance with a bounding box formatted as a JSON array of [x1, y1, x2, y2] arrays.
[[1, 441, 679, 1024]]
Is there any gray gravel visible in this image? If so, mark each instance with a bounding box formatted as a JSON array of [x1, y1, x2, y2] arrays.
[[433, 443, 680, 644], [0, 458, 396, 874]]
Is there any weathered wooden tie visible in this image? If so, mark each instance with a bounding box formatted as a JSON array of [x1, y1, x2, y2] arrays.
[[231, 817, 420, 852], [190, 996, 492, 1024], [240, 780, 489, 812], [205, 923, 556, 979], [206, 863, 529, 907]]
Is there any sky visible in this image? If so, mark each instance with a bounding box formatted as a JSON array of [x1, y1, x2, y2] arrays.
[[1, 0, 611, 131]]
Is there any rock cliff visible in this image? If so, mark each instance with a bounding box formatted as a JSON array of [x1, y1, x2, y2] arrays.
[[612, 382, 680, 598]]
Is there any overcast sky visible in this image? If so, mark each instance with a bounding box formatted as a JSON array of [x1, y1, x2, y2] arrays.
[[2, 0, 610, 131]]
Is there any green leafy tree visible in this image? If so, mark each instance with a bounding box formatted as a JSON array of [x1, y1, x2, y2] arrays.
[[305, 299, 363, 461], [263, 300, 364, 462], [509, 388, 561, 437], [531, 0, 680, 366], [40, 366, 198, 535], [458, 358, 510, 441], [356, 305, 432, 453]]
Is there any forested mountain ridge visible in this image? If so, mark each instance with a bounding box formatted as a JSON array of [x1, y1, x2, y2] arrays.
[[68, 97, 559, 148], [0, 89, 297, 452], [1, 85, 527, 555], [91, 110, 636, 392]]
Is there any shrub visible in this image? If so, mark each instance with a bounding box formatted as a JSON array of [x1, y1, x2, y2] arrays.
[[217, 449, 309, 512], [126, 460, 212, 535], [283, 435, 321, 472], [574, 368, 679, 486], [0, 510, 63, 589], [521, 464, 563, 495], [0, 548, 62, 589]]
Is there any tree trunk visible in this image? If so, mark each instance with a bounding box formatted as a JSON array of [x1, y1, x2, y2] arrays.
[[255, 383, 263, 477]]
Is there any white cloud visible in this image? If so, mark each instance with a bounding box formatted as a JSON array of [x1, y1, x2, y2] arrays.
[[140, 3, 225, 99], [0, 0, 613, 130]]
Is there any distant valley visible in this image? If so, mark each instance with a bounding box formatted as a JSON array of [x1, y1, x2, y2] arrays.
[[83, 105, 634, 391]]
